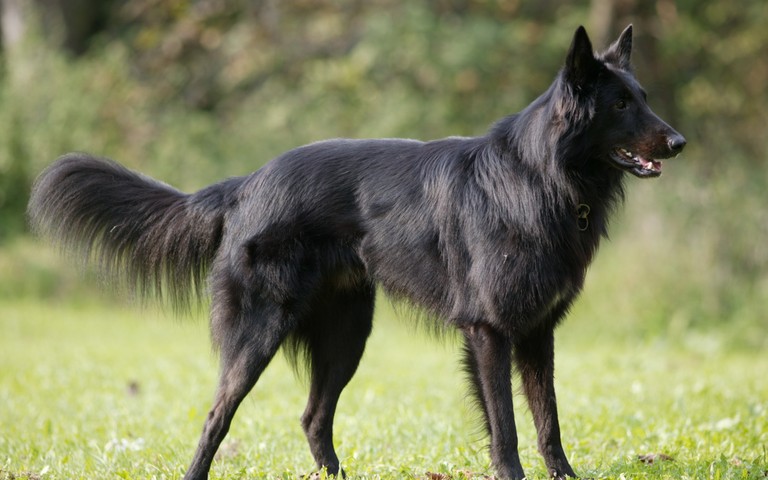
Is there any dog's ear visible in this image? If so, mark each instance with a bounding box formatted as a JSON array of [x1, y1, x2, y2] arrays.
[[605, 24, 633, 69], [564, 26, 601, 89]]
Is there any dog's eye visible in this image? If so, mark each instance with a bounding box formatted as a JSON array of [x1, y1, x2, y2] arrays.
[[615, 100, 628, 110]]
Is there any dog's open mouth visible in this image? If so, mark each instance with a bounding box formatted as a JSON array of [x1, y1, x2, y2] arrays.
[[611, 148, 663, 178]]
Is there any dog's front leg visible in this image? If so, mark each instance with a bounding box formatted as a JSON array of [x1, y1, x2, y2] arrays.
[[462, 323, 526, 480], [514, 324, 577, 479]]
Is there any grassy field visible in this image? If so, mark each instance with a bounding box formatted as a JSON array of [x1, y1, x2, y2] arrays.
[[1, 292, 767, 480]]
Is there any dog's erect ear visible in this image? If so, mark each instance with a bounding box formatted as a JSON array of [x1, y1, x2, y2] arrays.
[[605, 24, 633, 69], [565, 26, 600, 89]]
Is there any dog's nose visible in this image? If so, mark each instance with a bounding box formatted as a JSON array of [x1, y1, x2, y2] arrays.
[[667, 134, 686, 154]]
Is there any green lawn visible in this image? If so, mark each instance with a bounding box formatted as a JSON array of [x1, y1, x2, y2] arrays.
[[1, 298, 766, 479]]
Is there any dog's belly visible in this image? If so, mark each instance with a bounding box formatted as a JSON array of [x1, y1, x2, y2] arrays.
[[358, 229, 452, 311]]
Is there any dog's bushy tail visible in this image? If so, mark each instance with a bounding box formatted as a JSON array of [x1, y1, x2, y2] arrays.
[[27, 153, 243, 310]]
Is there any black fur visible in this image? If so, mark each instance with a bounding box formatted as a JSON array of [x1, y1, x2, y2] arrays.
[[28, 25, 684, 480]]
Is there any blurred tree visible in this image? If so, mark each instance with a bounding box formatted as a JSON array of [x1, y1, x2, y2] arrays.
[[108, 0, 372, 110], [0, 0, 25, 77], [32, 0, 115, 55]]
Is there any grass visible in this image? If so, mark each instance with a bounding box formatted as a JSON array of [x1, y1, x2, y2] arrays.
[[1, 293, 767, 480]]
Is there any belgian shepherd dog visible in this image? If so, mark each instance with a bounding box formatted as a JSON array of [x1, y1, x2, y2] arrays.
[[28, 25, 685, 479]]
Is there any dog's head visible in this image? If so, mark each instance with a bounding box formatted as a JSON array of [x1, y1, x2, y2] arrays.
[[563, 25, 686, 178]]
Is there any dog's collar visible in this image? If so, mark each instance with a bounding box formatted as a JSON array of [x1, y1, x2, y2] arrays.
[[576, 203, 590, 231]]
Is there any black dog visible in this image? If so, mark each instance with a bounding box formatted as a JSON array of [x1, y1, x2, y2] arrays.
[[28, 25, 684, 480]]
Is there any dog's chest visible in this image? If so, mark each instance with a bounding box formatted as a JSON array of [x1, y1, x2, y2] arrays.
[[473, 229, 595, 328]]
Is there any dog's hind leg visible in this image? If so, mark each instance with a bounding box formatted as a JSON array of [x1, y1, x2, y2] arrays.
[[297, 284, 375, 477], [184, 299, 294, 480], [462, 323, 526, 480], [514, 323, 576, 479]]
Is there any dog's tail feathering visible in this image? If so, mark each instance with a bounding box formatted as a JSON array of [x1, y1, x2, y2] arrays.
[[27, 153, 241, 310]]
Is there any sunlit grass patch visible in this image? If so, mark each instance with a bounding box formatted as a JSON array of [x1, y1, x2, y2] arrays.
[[1, 298, 766, 479]]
